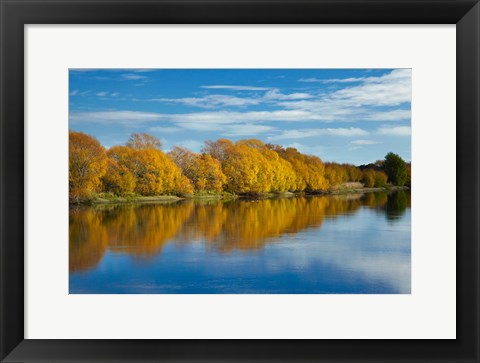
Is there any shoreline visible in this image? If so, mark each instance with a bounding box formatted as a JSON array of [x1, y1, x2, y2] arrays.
[[324, 185, 409, 196], [74, 186, 410, 206]]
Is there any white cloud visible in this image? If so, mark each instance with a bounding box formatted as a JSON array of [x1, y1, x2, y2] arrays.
[[70, 70, 411, 135], [110, 70, 411, 125], [298, 78, 324, 83], [366, 109, 411, 121], [262, 89, 313, 101], [377, 126, 411, 136], [176, 110, 312, 123], [70, 106, 409, 133], [121, 73, 148, 80], [111, 92, 120, 97], [330, 69, 411, 106], [268, 127, 368, 141], [299, 77, 365, 83], [153, 89, 313, 109], [221, 124, 275, 137], [153, 94, 261, 108], [274, 70, 412, 123], [96, 91, 108, 97], [296, 70, 411, 111], [70, 111, 162, 126], [71, 107, 407, 130], [200, 85, 272, 91], [350, 140, 381, 145], [148, 126, 183, 134], [170, 121, 226, 132], [70, 90, 79, 96]]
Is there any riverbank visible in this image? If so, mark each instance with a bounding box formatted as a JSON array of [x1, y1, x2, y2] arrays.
[[77, 186, 410, 205], [325, 185, 409, 196], [85, 191, 238, 205]]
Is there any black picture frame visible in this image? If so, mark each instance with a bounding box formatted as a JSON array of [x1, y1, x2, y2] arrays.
[[1, 0, 479, 362]]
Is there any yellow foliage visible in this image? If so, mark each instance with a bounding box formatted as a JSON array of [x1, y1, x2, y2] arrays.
[[362, 169, 376, 187], [273, 146, 329, 192], [101, 158, 136, 196], [69, 131, 107, 202], [69, 132, 376, 197], [107, 142, 193, 196], [169, 147, 226, 192]]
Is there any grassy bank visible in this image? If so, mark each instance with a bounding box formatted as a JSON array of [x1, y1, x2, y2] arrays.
[[81, 191, 238, 205], [75, 186, 409, 205], [324, 185, 409, 196], [89, 194, 183, 205]]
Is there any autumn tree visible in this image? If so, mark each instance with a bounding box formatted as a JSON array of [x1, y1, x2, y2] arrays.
[[108, 136, 193, 196], [223, 142, 272, 193], [384, 152, 408, 186], [168, 147, 227, 192], [362, 168, 388, 188], [204, 139, 282, 193], [168, 146, 197, 171], [361, 169, 376, 187], [127, 133, 162, 150], [194, 154, 227, 192], [237, 139, 297, 192], [374, 170, 388, 187], [70, 131, 409, 199], [272, 146, 328, 192], [344, 164, 363, 182], [69, 131, 107, 202], [101, 158, 136, 196], [325, 162, 349, 186], [202, 139, 235, 164]]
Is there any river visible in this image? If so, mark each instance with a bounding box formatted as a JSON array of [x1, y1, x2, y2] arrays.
[[69, 191, 411, 294]]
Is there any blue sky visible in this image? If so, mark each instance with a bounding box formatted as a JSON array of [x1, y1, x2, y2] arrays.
[[69, 69, 411, 165]]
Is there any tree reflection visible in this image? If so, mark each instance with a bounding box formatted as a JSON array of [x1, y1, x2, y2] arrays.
[[69, 208, 108, 272], [69, 191, 410, 272], [384, 190, 410, 221]]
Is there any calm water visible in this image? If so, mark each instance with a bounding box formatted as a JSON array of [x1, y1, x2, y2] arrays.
[[69, 191, 411, 294]]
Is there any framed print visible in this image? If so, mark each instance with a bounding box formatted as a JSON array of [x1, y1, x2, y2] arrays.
[[1, 0, 479, 362]]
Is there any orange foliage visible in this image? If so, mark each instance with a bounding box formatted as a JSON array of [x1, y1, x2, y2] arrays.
[[272, 146, 329, 191], [69, 131, 107, 202], [69, 131, 403, 198], [168, 147, 226, 192], [107, 144, 193, 196], [362, 169, 376, 187], [101, 159, 136, 196]]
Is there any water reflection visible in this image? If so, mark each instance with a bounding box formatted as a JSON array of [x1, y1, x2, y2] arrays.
[[69, 191, 411, 293]]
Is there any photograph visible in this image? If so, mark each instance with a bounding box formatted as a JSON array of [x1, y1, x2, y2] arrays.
[[69, 68, 411, 294]]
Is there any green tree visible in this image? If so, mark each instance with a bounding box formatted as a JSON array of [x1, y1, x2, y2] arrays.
[[384, 152, 408, 186]]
